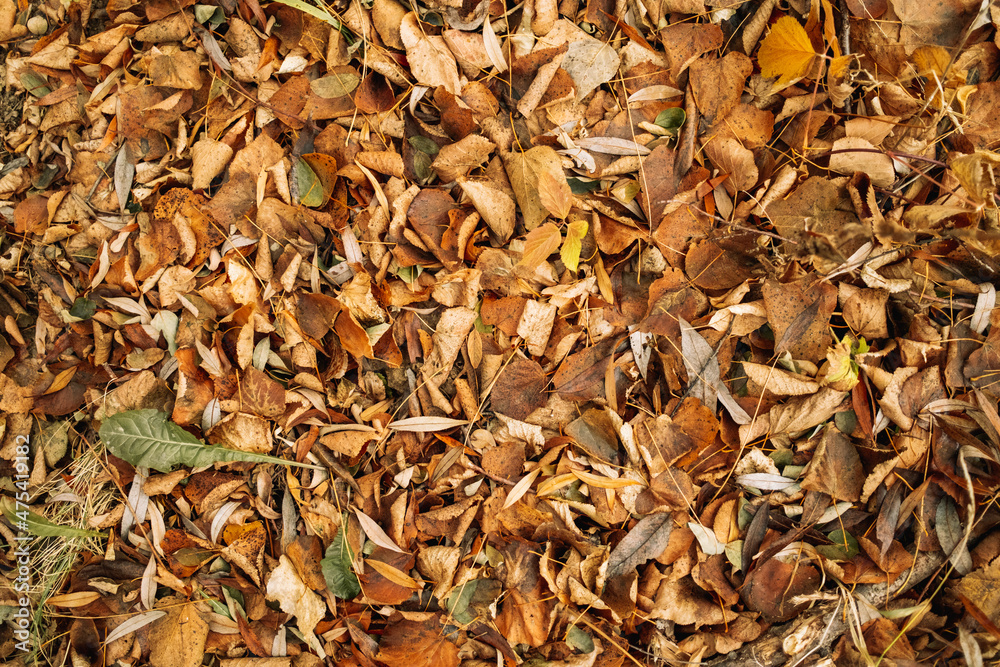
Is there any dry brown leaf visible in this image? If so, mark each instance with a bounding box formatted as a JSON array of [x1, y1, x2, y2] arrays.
[[458, 177, 516, 240], [742, 362, 820, 396], [703, 137, 759, 193], [266, 555, 327, 658], [399, 12, 463, 95], [431, 134, 496, 182], [829, 136, 895, 187]]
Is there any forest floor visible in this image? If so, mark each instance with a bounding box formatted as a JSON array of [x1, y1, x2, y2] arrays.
[[3, 0, 1000, 665]]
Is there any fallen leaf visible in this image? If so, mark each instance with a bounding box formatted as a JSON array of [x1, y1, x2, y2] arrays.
[[607, 512, 674, 579], [266, 555, 327, 658], [377, 616, 459, 667], [758, 16, 818, 89]]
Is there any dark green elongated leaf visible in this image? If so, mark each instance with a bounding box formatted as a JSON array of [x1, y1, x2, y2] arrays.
[[606, 511, 673, 580], [2, 500, 102, 538], [99, 409, 321, 473], [322, 521, 361, 599]]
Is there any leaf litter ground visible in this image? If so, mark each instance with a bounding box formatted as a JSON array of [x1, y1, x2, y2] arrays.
[[3, 0, 1000, 665]]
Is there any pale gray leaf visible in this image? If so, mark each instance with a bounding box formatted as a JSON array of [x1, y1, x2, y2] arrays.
[[736, 473, 797, 491], [679, 318, 751, 423], [103, 610, 166, 645], [688, 522, 726, 555], [679, 318, 718, 413], [114, 143, 134, 215], [606, 512, 673, 580], [936, 496, 972, 575]]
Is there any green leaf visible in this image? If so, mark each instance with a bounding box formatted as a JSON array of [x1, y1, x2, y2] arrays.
[[69, 297, 97, 320], [99, 409, 321, 473], [310, 73, 360, 99], [834, 409, 857, 435], [421, 11, 443, 25], [322, 521, 361, 599], [445, 578, 501, 624], [413, 149, 433, 182], [817, 529, 860, 560], [566, 626, 594, 653], [408, 136, 440, 156], [20, 70, 51, 98], [724, 539, 744, 570], [2, 500, 102, 539], [567, 178, 600, 195], [654, 107, 685, 133], [198, 589, 232, 619], [294, 158, 325, 207], [271, 0, 342, 29]]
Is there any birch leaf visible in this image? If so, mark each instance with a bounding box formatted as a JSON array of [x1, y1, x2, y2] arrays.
[[758, 16, 817, 88], [519, 222, 562, 268], [560, 218, 588, 272]]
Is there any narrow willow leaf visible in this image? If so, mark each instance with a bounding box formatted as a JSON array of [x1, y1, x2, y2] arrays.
[[99, 409, 321, 473], [2, 501, 103, 538], [322, 521, 361, 599], [366, 559, 421, 588], [606, 511, 673, 580], [102, 610, 166, 646], [114, 143, 134, 215], [354, 508, 406, 553], [271, 0, 342, 28], [560, 218, 588, 272], [483, 17, 507, 72], [388, 416, 468, 432], [503, 468, 541, 509]]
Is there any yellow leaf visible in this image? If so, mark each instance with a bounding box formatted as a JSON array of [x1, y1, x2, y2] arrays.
[[519, 222, 562, 268], [758, 16, 817, 88], [536, 472, 577, 497], [366, 559, 423, 589], [828, 54, 852, 79], [503, 468, 541, 509], [560, 219, 588, 272], [820, 0, 840, 58], [571, 469, 642, 489]]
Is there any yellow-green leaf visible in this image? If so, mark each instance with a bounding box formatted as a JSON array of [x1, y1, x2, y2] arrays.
[[295, 158, 325, 207], [519, 222, 562, 268], [310, 72, 360, 98], [758, 16, 817, 88], [560, 219, 588, 272]]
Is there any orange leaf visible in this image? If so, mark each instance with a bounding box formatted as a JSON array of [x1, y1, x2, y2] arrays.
[[758, 16, 817, 88], [518, 222, 562, 268], [537, 169, 573, 219]]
